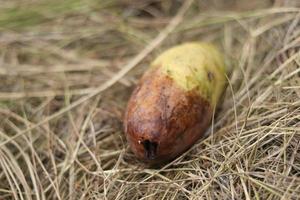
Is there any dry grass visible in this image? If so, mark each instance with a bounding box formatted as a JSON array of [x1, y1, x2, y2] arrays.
[[0, 0, 300, 199]]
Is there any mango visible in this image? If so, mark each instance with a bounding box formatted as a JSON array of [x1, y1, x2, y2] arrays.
[[124, 42, 228, 165]]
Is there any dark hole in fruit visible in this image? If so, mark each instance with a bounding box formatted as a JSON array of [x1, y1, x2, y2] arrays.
[[207, 71, 214, 82], [142, 140, 158, 160]]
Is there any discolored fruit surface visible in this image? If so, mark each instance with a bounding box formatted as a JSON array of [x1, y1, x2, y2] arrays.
[[153, 42, 227, 106], [124, 67, 213, 164], [124, 42, 227, 165]]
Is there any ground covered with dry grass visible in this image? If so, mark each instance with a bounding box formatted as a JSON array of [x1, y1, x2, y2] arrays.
[[0, 0, 300, 199]]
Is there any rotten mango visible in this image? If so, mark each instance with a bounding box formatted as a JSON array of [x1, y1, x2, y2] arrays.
[[124, 42, 228, 165]]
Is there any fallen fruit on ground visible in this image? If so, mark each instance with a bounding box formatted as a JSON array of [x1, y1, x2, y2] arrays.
[[124, 42, 228, 165]]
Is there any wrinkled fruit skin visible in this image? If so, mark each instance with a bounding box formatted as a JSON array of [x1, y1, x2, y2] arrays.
[[124, 42, 227, 165]]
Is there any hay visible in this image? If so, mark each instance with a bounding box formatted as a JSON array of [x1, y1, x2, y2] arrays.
[[0, 0, 299, 199]]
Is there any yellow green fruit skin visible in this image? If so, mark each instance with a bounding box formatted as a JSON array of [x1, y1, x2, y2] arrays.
[[124, 42, 228, 165]]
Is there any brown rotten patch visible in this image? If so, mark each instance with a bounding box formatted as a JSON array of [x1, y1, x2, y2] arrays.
[[124, 67, 213, 165]]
